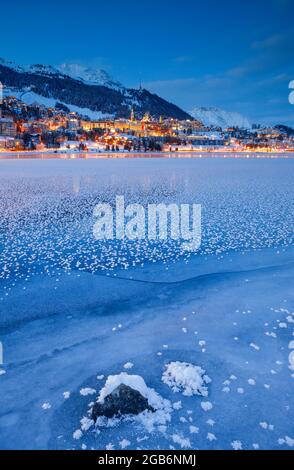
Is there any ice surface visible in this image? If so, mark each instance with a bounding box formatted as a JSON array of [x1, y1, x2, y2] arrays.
[[0, 157, 293, 450]]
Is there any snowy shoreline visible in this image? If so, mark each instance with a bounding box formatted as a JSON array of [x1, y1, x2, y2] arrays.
[[0, 150, 294, 160]]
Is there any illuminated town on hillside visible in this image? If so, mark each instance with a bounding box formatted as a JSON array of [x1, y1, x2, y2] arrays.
[[0, 90, 293, 154], [1, 0, 294, 456]]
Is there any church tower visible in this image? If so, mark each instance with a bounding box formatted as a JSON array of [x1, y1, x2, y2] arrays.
[[130, 107, 135, 122]]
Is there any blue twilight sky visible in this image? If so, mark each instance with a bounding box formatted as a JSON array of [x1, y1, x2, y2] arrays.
[[0, 0, 293, 125]]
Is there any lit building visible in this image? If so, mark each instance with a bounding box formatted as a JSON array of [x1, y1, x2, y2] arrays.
[[0, 82, 17, 141], [0, 81, 2, 118], [0, 117, 16, 138], [67, 117, 80, 131], [142, 112, 151, 123]]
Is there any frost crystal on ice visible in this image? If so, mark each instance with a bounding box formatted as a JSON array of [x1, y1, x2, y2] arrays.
[[123, 362, 134, 370], [201, 401, 213, 412], [231, 440, 243, 450], [80, 388, 96, 396], [41, 402, 51, 410], [162, 362, 211, 397], [73, 430, 83, 440], [171, 434, 191, 449], [119, 439, 131, 449]]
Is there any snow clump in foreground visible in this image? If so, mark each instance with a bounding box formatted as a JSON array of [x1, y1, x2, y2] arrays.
[[95, 373, 173, 433], [162, 362, 211, 397]]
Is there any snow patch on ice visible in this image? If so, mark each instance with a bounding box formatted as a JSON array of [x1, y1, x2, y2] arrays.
[[200, 401, 213, 412], [231, 440, 243, 450], [119, 438, 131, 449], [162, 362, 211, 397], [73, 429, 83, 440], [171, 434, 191, 449], [80, 417, 94, 431], [80, 388, 96, 396], [41, 402, 51, 410], [123, 362, 134, 370], [189, 426, 199, 434], [278, 436, 294, 447]]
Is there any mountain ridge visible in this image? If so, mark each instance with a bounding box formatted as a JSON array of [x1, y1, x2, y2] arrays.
[[0, 58, 192, 121], [190, 106, 251, 129]]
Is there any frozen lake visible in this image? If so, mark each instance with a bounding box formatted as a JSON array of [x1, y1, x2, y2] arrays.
[[0, 157, 293, 450], [1, 151, 294, 160]]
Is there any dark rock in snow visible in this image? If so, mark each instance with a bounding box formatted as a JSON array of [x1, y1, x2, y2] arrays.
[[92, 384, 155, 420]]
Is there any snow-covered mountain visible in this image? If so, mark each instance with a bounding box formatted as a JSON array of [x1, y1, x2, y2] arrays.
[[0, 58, 64, 78], [0, 58, 192, 120], [0, 58, 122, 88], [57, 63, 123, 90], [190, 106, 251, 129]]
